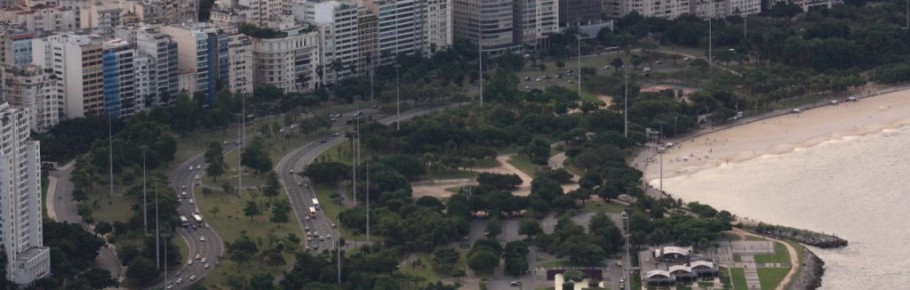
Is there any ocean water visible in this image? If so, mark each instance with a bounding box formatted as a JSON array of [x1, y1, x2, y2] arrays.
[[656, 125, 910, 289]]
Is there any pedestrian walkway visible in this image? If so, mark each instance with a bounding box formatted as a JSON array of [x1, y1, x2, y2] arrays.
[[740, 255, 761, 290]]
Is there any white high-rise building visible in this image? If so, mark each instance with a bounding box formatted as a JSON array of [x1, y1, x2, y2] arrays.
[[32, 33, 105, 118], [514, 0, 558, 47], [0, 103, 50, 285], [101, 39, 139, 118], [228, 33, 253, 94], [250, 26, 320, 93], [362, 0, 453, 64], [2, 65, 61, 132], [136, 26, 179, 106], [425, 0, 453, 54], [299, 0, 361, 84]]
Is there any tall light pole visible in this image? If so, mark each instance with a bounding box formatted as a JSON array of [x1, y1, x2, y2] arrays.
[[108, 115, 113, 196], [478, 38, 484, 107], [659, 125, 664, 191], [577, 32, 582, 95], [163, 233, 169, 289], [155, 184, 160, 269], [366, 162, 370, 250], [623, 58, 629, 138], [352, 115, 359, 205], [239, 93, 245, 197], [142, 146, 147, 234], [708, 8, 713, 71], [395, 64, 401, 130], [621, 211, 631, 290]]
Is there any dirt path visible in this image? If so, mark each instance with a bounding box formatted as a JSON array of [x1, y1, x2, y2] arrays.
[[412, 154, 579, 198], [732, 228, 800, 290]]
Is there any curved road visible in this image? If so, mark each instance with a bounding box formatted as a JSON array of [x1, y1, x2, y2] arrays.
[[276, 103, 466, 253], [155, 139, 248, 289]]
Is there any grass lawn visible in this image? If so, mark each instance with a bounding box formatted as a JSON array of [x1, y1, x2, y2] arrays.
[[754, 242, 789, 264], [733, 254, 742, 263], [582, 201, 626, 214], [397, 252, 444, 286], [194, 188, 302, 289], [730, 268, 747, 290], [507, 154, 545, 177], [312, 185, 358, 239], [757, 268, 789, 290], [316, 140, 353, 164], [88, 183, 139, 223], [697, 282, 714, 289]]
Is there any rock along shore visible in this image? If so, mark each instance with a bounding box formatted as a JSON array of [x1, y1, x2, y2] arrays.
[[750, 223, 848, 249], [787, 247, 825, 290]]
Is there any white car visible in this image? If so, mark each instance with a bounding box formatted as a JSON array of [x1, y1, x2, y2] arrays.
[[187, 260, 193, 265], [201, 258, 207, 263], [194, 174, 199, 180], [188, 166, 194, 171], [200, 236, 206, 242], [190, 275, 196, 281], [204, 263, 210, 269], [197, 164, 203, 170], [176, 278, 183, 284]]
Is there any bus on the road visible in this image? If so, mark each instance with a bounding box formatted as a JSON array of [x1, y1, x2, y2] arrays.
[[192, 214, 203, 224], [308, 207, 317, 218], [180, 216, 189, 227], [312, 198, 320, 210]]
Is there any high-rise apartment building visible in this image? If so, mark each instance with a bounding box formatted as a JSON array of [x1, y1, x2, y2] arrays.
[[32, 33, 104, 118], [356, 10, 379, 75], [453, 0, 515, 54], [515, 0, 558, 47], [250, 25, 319, 93], [362, 0, 452, 63], [136, 26, 179, 106], [0, 103, 50, 285], [2, 65, 61, 132], [101, 39, 139, 118], [161, 24, 216, 102], [2, 32, 34, 66], [425, 0, 453, 54], [300, 0, 361, 84], [227, 33, 253, 94]]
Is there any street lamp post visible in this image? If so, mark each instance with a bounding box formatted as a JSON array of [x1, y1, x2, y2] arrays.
[[623, 59, 629, 138], [108, 115, 113, 197], [395, 64, 401, 130], [478, 39, 483, 107], [163, 233, 169, 289], [577, 33, 582, 94], [142, 146, 147, 234], [621, 211, 631, 290], [155, 184, 159, 269]]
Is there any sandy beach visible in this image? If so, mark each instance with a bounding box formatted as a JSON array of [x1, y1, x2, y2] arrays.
[[642, 89, 910, 183]]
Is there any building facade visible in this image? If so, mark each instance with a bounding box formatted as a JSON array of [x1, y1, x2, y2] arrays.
[[101, 39, 139, 118], [301, 0, 361, 84], [0, 103, 50, 285], [453, 0, 515, 54], [558, 0, 598, 26], [160, 24, 217, 102], [136, 26, 178, 107], [515, 0, 558, 47], [32, 33, 104, 118], [2, 65, 60, 132], [227, 33, 253, 94], [250, 25, 319, 93]]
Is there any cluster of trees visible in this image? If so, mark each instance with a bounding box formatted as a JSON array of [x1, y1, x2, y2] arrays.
[[279, 249, 459, 290], [626, 197, 733, 249], [35, 220, 117, 290], [532, 213, 624, 265]]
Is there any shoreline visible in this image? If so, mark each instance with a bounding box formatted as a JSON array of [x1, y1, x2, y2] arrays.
[[637, 85, 910, 184], [630, 85, 910, 290]]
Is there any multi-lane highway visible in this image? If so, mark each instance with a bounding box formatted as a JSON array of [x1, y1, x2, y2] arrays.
[[276, 103, 466, 253], [158, 140, 245, 289]]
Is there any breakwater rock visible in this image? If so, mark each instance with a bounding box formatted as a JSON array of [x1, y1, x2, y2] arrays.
[[787, 248, 825, 290], [750, 223, 848, 248]]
